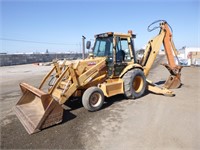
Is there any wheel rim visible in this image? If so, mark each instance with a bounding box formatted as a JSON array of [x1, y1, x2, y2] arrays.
[[89, 92, 102, 107], [132, 76, 144, 93]]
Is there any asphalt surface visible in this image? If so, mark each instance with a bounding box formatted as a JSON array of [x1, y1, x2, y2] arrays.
[[0, 56, 199, 150]]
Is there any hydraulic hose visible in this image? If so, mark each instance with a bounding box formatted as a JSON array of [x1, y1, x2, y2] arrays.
[[147, 20, 173, 33]]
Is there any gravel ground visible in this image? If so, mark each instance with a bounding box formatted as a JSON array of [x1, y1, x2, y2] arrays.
[[0, 57, 199, 150]]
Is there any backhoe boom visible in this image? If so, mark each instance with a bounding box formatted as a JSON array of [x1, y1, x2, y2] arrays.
[[140, 21, 182, 89]]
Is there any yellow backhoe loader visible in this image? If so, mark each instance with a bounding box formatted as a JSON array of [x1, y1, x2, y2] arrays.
[[14, 20, 182, 134]]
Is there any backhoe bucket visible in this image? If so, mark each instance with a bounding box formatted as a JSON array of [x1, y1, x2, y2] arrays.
[[13, 83, 63, 134], [164, 74, 181, 89], [162, 64, 182, 89]]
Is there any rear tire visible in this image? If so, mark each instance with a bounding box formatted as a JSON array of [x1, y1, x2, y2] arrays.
[[82, 87, 104, 112], [123, 69, 146, 99]]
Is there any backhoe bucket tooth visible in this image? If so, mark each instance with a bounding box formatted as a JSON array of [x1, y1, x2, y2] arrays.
[[164, 75, 181, 89], [13, 83, 63, 134]]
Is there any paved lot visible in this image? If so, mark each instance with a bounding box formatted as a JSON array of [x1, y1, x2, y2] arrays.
[[0, 58, 199, 150]]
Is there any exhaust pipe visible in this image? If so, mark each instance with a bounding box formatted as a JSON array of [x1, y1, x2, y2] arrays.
[[82, 36, 86, 59]]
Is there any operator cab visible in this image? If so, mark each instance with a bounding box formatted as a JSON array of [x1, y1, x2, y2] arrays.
[[88, 31, 137, 77]]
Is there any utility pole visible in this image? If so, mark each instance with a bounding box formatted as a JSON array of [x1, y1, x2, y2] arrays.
[[82, 36, 86, 59]]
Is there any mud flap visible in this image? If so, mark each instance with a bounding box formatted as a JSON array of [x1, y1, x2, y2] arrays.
[[13, 83, 63, 134]]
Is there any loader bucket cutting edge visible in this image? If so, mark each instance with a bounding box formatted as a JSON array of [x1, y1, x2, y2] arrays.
[[13, 83, 63, 134]]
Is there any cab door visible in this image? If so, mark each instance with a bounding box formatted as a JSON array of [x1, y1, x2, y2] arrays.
[[113, 37, 132, 76]]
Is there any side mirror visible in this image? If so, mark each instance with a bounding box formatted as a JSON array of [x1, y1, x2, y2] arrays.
[[86, 41, 91, 49]]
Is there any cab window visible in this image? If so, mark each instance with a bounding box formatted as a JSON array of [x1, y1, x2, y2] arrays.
[[116, 37, 131, 62]]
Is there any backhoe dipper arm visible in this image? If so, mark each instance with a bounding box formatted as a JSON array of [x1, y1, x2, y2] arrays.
[[140, 21, 182, 89], [162, 23, 182, 76]]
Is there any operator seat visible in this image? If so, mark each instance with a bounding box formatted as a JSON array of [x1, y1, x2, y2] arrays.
[[117, 50, 125, 62]]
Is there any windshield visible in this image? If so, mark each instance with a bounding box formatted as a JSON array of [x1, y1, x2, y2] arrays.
[[93, 37, 113, 58]]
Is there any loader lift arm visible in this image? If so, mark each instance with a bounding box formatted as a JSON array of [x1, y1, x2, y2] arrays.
[[14, 57, 107, 134], [140, 20, 182, 89]]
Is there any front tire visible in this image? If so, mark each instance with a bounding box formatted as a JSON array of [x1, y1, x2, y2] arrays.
[[123, 69, 147, 99], [82, 87, 104, 111]]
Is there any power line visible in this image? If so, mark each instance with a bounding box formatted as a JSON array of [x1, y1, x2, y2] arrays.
[[0, 37, 79, 46]]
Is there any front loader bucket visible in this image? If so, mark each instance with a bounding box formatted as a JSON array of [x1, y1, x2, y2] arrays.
[[13, 83, 63, 134]]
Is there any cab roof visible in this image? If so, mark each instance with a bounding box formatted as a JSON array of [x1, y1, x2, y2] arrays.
[[95, 31, 136, 38]]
